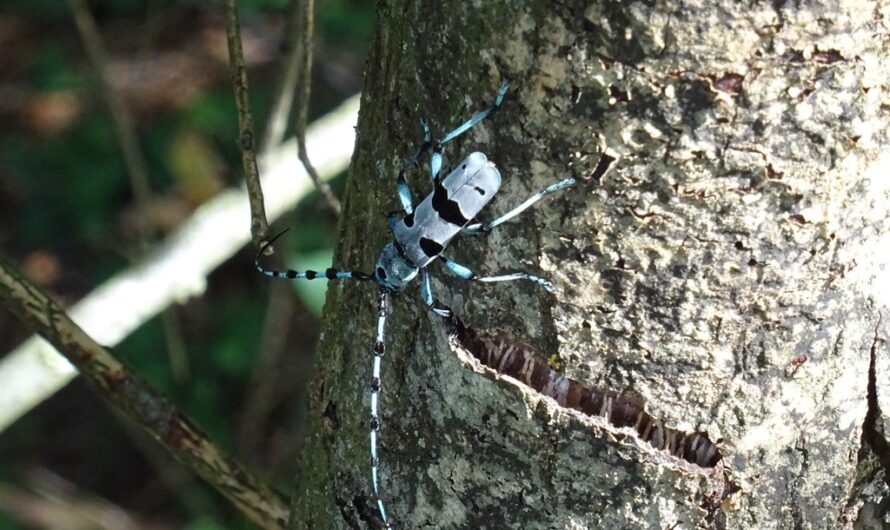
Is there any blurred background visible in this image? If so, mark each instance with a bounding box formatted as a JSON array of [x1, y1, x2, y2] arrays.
[[0, 0, 373, 528]]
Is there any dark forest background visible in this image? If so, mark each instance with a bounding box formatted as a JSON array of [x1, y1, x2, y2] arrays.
[[0, 1, 372, 528]]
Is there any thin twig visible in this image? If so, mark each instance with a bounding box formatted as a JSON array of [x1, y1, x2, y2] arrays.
[[260, 0, 341, 214], [225, 0, 271, 248], [2, 467, 175, 530], [293, 0, 342, 214], [67, 0, 153, 243], [0, 257, 289, 530], [0, 479, 169, 530], [238, 284, 297, 460], [68, 0, 191, 384], [260, 0, 301, 154]]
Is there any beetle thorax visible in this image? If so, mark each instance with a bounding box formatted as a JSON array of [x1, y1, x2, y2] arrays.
[[373, 242, 419, 292]]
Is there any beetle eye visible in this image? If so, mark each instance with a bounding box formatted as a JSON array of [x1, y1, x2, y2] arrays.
[[376, 267, 387, 280]]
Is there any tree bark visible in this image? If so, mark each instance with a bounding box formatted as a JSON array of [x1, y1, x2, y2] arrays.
[[288, 1, 890, 528]]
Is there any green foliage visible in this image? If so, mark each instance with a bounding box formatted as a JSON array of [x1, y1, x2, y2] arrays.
[[33, 43, 81, 91], [184, 517, 233, 530], [4, 0, 68, 19], [4, 115, 125, 248], [185, 90, 241, 139], [0, 512, 27, 530], [317, 0, 375, 49]]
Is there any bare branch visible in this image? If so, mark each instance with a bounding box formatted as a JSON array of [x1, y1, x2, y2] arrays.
[[261, 1, 301, 154], [261, 0, 341, 215], [0, 257, 289, 530], [225, 0, 271, 248], [293, 0, 342, 214]]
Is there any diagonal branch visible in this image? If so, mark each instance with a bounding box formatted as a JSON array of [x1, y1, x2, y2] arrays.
[[0, 258, 289, 530]]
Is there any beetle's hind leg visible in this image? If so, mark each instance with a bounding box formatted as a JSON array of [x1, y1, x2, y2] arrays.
[[463, 177, 576, 235], [440, 255, 555, 293]]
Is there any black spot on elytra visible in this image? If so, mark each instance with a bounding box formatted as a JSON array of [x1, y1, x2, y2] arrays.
[[419, 237, 444, 258], [474, 186, 486, 195], [432, 182, 470, 226]]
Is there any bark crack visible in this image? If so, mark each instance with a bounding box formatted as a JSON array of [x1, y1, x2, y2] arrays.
[[861, 315, 890, 485], [441, 308, 722, 469]]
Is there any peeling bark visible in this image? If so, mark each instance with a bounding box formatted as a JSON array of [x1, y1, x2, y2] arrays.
[[288, 1, 890, 528]]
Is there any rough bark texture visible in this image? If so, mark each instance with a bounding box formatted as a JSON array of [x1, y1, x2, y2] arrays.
[[288, 1, 890, 529]]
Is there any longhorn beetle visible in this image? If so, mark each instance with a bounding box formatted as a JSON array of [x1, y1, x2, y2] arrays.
[[256, 81, 575, 528]]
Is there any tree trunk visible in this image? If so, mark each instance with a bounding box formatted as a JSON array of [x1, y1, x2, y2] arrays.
[[288, 1, 890, 528]]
